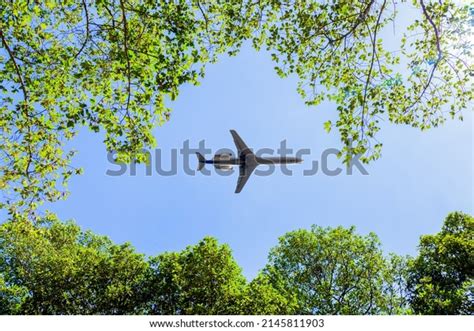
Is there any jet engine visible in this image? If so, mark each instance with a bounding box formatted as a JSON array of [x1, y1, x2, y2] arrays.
[[213, 153, 233, 171], [214, 164, 233, 171], [213, 153, 232, 161]]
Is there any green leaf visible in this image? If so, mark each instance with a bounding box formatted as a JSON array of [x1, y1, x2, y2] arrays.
[[323, 120, 332, 133]]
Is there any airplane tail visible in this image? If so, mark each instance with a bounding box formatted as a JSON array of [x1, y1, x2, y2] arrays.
[[196, 152, 205, 171]]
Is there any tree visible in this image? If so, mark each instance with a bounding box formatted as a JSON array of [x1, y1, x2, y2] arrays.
[[0, 273, 28, 314], [381, 254, 412, 314], [1, 213, 472, 314], [0, 214, 149, 314], [235, 274, 298, 314], [0, 219, 249, 315], [0, 0, 248, 216], [251, 0, 472, 164], [1, 1, 472, 216], [407, 212, 473, 314], [261, 225, 409, 314], [146, 237, 246, 314]]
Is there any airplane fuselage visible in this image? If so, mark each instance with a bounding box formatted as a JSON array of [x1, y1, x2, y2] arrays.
[[204, 156, 302, 166]]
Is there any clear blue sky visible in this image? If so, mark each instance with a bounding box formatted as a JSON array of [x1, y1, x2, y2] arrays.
[[47, 42, 472, 279]]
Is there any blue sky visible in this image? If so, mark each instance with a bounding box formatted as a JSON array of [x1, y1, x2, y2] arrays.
[[47, 42, 472, 279]]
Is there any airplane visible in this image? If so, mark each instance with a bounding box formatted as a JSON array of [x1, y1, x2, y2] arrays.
[[196, 130, 303, 193]]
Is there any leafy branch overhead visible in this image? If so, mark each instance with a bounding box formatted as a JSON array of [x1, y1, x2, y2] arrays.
[[254, 0, 472, 163], [0, 0, 472, 215]]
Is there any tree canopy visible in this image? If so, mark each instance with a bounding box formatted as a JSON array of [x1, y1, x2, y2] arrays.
[[0, 0, 472, 216], [261, 225, 410, 314], [0, 214, 149, 314], [407, 211, 473, 314], [1, 211, 471, 315], [145, 237, 246, 314]]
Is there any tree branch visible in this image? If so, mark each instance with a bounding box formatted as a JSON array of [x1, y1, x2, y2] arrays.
[[420, 0, 442, 56], [329, 0, 375, 43], [403, 0, 443, 114], [74, 0, 90, 59], [361, 0, 386, 140], [0, 29, 28, 103], [119, 0, 132, 116]]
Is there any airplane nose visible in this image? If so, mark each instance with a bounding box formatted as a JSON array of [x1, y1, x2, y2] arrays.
[[296, 157, 303, 163]]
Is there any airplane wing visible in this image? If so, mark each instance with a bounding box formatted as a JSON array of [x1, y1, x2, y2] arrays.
[[235, 162, 257, 194], [230, 130, 253, 157]]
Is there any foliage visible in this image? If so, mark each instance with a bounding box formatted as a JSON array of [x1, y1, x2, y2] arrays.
[[262, 225, 410, 314], [1, 0, 472, 216], [0, 214, 149, 314], [382, 254, 413, 314], [146, 237, 246, 314], [249, 0, 473, 163], [0, 0, 246, 216], [235, 274, 298, 314], [407, 212, 474, 314], [0, 212, 472, 315], [0, 273, 28, 314]]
